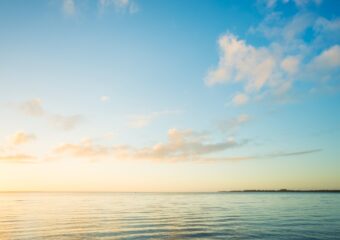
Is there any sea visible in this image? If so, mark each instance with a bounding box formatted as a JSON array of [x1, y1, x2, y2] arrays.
[[0, 192, 339, 239]]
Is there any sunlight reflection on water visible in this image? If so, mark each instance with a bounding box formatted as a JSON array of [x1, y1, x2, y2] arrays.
[[0, 193, 339, 239]]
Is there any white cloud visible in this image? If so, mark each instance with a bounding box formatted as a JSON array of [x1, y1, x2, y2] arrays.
[[282, 13, 314, 42], [310, 45, 340, 70], [207, 6, 340, 105], [314, 17, 340, 33], [205, 34, 275, 92], [205, 33, 294, 100]]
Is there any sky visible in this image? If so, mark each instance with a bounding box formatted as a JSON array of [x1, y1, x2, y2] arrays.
[[0, 0, 339, 192]]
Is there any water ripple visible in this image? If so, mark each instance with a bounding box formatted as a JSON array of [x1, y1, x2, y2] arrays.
[[0, 193, 339, 239]]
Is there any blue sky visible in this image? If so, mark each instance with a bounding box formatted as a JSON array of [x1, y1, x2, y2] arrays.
[[0, 0, 339, 191]]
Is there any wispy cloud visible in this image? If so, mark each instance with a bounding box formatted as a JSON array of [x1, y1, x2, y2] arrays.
[[18, 99, 84, 131], [99, 0, 139, 14], [219, 114, 251, 132], [62, 0, 76, 16], [60, 0, 139, 17], [20, 98, 45, 117], [9, 131, 36, 145], [281, 56, 300, 75], [49, 114, 84, 131], [191, 148, 323, 162], [310, 45, 340, 70], [231, 93, 249, 106], [100, 96, 110, 102], [259, 148, 322, 158], [0, 154, 36, 163], [259, 0, 322, 9], [55, 138, 109, 159], [128, 110, 181, 128], [0, 132, 38, 163]]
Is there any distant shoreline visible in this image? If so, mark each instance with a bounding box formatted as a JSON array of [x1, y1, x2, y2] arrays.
[[218, 189, 340, 193], [0, 189, 340, 193]]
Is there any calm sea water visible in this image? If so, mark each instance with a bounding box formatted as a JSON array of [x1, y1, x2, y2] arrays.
[[0, 193, 339, 240]]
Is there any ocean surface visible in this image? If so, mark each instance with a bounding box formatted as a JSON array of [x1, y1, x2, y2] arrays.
[[0, 192, 339, 240]]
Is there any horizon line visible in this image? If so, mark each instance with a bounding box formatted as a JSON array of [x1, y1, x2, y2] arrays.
[[1, 189, 340, 193]]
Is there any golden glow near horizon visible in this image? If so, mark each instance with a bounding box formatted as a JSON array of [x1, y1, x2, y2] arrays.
[[0, 0, 340, 191]]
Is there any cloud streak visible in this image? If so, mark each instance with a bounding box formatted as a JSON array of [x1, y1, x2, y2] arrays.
[[9, 131, 36, 145], [232, 93, 249, 106], [219, 114, 251, 133], [18, 99, 84, 131], [259, 0, 322, 9], [55, 139, 109, 158], [258, 148, 323, 158], [53, 135, 322, 163], [128, 110, 181, 128], [99, 0, 139, 14], [49, 114, 84, 131], [0, 131, 39, 163], [20, 98, 44, 117], [54, 128, 247, 162], [0, 154, 36, 163]]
